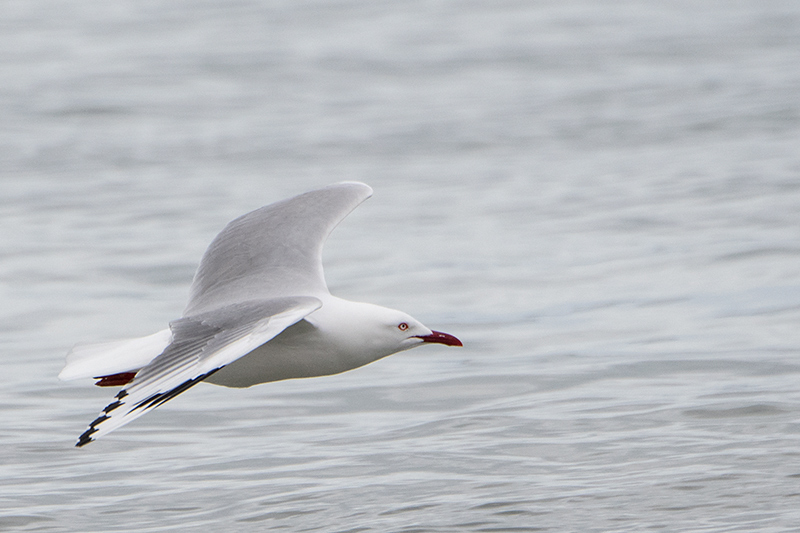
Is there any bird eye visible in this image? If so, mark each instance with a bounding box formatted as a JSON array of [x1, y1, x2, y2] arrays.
[[398, 322, 409, 331]]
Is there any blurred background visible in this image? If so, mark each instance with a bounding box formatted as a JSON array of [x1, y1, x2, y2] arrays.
[[2, 1, 800, 531]]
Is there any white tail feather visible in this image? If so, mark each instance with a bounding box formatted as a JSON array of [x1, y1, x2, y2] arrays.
[[59, 329, 172, 381]]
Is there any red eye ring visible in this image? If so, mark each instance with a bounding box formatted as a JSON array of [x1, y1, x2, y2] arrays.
[[398, 322, 409, 331]]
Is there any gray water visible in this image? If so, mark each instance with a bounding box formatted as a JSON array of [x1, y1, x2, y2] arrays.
[[2, 1, 800, 531]]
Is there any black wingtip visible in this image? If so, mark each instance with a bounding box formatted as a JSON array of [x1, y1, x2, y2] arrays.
[[75, 413, 111, 447], [73, 368, 222, 447], [76, 427, 97, 447]]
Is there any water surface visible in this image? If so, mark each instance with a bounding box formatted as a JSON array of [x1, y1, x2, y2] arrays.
[[2, 1, 800, 531]]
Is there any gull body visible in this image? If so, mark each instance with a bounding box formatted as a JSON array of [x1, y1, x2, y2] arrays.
[[207, 295, 435, 388], [60, 182, 461, 446]]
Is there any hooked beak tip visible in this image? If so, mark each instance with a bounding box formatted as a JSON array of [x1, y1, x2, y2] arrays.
[[416, 330, 463, 347]]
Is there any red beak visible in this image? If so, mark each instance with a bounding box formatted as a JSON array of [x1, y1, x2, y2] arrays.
[[415, 330, 463, 347]]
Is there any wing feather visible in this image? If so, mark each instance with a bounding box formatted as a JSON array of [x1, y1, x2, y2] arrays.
[[184, 182, 371, 315], [76, 296, 321, 447]]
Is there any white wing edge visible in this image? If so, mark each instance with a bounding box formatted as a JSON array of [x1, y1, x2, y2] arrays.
[[59, 329, 173, 381], [76, 298, 322, 446]]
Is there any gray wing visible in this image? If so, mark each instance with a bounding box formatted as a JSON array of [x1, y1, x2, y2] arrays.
[[76, 296, 321, 447], [184, 182, 372, 316]]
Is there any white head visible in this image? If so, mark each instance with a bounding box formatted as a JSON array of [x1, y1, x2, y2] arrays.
[[372, 306, 462, 354], [313, 299, 462, 365]]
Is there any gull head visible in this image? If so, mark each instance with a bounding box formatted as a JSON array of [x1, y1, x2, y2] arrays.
[[311, 298, 462, 364], [382, 309, 463, 353]]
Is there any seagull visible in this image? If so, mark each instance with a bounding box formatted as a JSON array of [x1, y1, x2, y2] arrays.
[[59, 182, 462, 447]]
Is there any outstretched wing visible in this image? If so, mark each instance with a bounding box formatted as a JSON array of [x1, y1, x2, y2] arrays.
[[184, 182, 372, 316], [76, 297, 321, 447]]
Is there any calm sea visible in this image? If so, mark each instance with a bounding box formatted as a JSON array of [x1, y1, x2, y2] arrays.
[[2, 1, 800, 531]]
